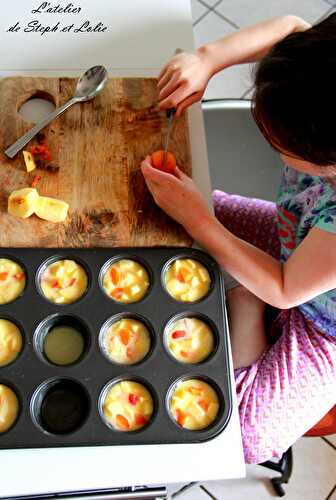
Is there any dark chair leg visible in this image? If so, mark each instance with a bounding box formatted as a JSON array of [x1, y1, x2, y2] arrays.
[[259, 447, 293, 497]]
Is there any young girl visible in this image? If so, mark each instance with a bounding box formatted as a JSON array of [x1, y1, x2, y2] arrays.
[[141, 14, 336, 464]]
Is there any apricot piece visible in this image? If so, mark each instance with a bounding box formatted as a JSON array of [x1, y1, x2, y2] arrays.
[[116, 414, 130, 430], [151, 150, 176, 174]]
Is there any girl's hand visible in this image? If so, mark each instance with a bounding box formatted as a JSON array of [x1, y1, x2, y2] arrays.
[[141, 156, 213, 235], [157, 50, 212, 116]]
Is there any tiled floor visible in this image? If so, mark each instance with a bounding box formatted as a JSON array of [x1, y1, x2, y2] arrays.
[[165, 1, 336, 499], [191, 0, 335, 99]]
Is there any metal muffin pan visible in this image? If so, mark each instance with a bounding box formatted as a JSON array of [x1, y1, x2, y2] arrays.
[[0, 247, 232, 449]]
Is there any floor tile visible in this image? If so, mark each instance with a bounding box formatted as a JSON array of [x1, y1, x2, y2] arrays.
[[202, 437, 336, 500], [215, 0, 330, 27], [205, 63, 253, 99], [191, 0, 209, 25], [201, 465, 285, 500], [324, 0, 336, 5], [328, 485, 336, 500], [167, 482, 210, 499], [193, 12, 252, 98], [324, 434, 336, 448], [199, 0, 223, 7]]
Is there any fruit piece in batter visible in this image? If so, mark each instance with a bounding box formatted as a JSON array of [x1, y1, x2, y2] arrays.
[[103, 259, 150, 304], [0, 384, 19, 433], [0, 319, 23, 367], [167, 317, 214, 364], [164, 259, 211, 302], [102, 318, 151, 365], [102, 380, 153, 431], [0, 258, 26, 305], [40, 259, 88, 305], [170, 379, 219, 430]]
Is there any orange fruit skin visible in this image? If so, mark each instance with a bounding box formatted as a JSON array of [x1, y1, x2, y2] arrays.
[[151, 150, 176, 174]]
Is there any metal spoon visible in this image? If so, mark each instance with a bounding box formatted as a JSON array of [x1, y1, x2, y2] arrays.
[[5, 65, 108, 159]]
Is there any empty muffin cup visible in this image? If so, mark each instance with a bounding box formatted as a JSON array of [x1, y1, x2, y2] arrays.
[[31, 379, 89, 435], [34, 315, 89, 366], [165, 316, 215, 364], [0, 384, 20, 433], [102, 259, 150, 303], [100, 316, 152, 366], [169, 378, 220, 431], [0, 258, 26, 305], [101, 379, 154, 432], [164, 258, 211, 303], [39, 259, 88, 305], [0, 319, 23, 367]]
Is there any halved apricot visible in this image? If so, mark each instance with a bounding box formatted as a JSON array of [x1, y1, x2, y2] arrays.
[[151, 150, 176, 174]]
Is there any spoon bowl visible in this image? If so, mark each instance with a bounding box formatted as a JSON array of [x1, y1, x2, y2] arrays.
[[5, 65, 109, 158], [74, 66, 109, 101]]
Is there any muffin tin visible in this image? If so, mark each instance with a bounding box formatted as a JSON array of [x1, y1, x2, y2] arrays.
[[0, 247, 232, 449]]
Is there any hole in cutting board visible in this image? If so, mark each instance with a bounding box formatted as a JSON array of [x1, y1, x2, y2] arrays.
[[19, 92, 56, 124]]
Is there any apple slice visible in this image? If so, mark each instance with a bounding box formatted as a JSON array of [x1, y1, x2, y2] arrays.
[[35, 196, 69, 223], [23, 151, 36, 172]]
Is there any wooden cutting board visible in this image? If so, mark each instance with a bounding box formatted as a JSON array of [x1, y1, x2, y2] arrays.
[[0, 77, 192, 248]]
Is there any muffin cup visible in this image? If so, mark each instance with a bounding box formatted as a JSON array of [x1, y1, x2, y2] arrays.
[[163, 312, 218, 365], [99, 313, 155, 367], [99, 256, 153, 304], [36, 255, 90, 306], [0, 255, 27, 305], [0, 316, 24, 368], [98, 376, 157, 433], [161, 255, 214, 304], [31, 378, 90, 435], [34, 314, 90, 367], [0, 380, 21, 434], [166, 375, 224, 432]]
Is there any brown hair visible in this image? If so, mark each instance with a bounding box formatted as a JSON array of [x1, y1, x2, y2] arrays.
[[252, 12, 336, 166]]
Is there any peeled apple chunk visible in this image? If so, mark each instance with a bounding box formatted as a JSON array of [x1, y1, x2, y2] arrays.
[[35, 196, 69, 223], [8, 188, 39, 219]]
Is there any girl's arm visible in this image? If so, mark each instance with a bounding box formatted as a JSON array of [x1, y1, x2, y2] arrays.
[[198, 15, 310, 74], [190, 217, 336, 309], [158, 15, 310, 114], [141, 161, 336, 309]]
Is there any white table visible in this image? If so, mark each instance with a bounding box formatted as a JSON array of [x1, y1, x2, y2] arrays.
[[0, 1, 245, 497]]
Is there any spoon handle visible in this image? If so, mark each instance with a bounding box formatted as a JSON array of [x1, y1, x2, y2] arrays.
[[5, 97, 78, 159]]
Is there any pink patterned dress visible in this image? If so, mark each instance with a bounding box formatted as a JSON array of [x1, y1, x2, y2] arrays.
[[213, 165, 336, 464]]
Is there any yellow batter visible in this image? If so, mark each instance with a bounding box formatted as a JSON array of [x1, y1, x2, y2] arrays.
[[0, 319, 23, 367], [40, 260, 88, 304], [170, 379, 219, 430], [164, 259, 211, 302], [103, 380, 153, 431], [103, 259, 150, 303], [167, 317, 214, 364], [44, 326, 84, 366], [102, 318, 151, 365], [0, 384, 19, 433], [0, 258, 26, 305]]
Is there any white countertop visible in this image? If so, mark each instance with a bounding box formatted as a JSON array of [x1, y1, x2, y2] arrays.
[[0, 1, 245, 496]]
